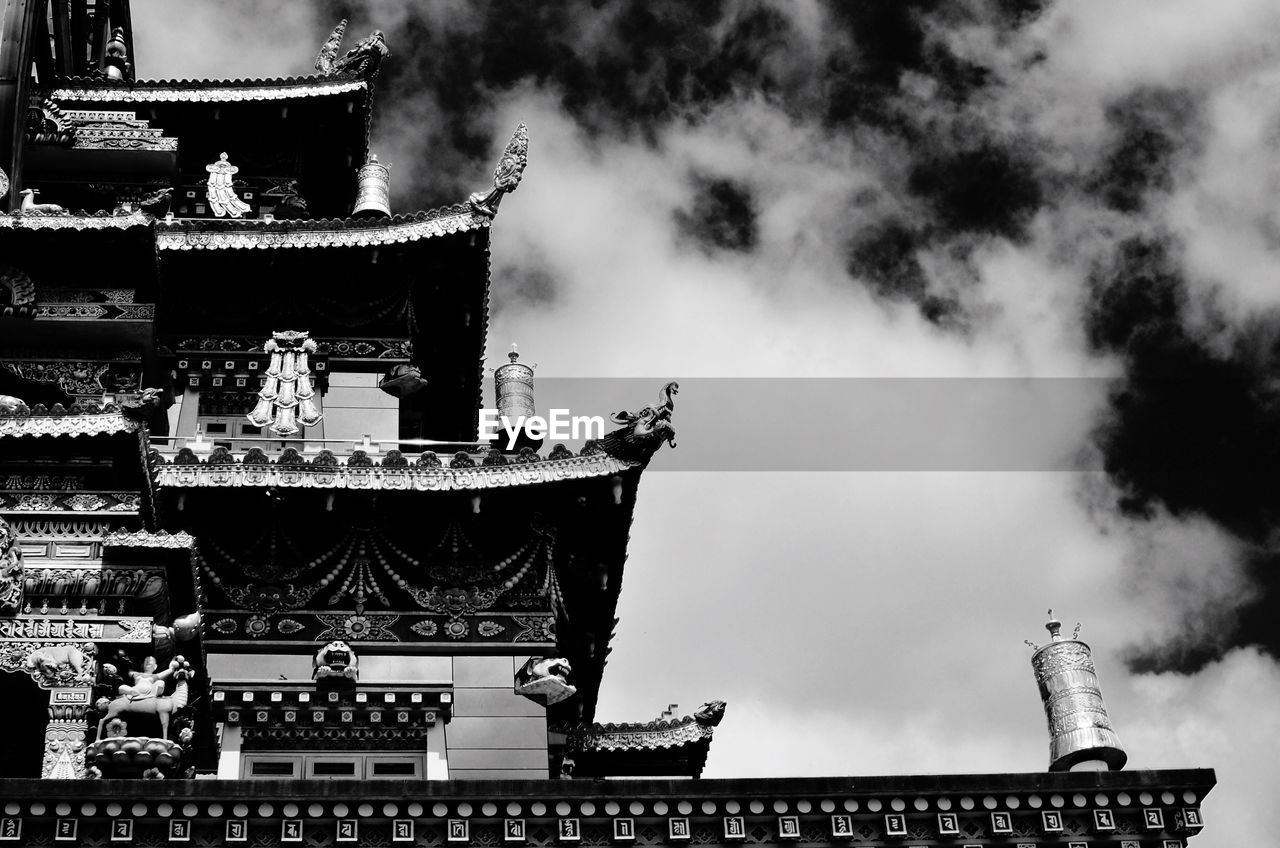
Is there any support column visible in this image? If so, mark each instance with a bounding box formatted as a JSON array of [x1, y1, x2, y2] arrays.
[[43, 687, 91, 779]]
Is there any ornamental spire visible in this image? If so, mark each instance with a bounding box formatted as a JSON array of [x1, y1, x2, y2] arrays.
[[315, 19, 348, 75], [1028, 610, 1127, 772], [468, 123, 529, 217], [247, 331, 323, 436]]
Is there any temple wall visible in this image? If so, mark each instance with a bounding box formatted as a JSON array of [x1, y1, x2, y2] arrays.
[[206, 652, 547, 779]]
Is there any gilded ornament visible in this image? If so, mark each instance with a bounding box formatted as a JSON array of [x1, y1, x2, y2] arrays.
[[204, 153, 252, 218], [246, 330, 323, 435], [0, 518, 24, 615], [469, 123, 529, 217], [95, 656, 194, 740]]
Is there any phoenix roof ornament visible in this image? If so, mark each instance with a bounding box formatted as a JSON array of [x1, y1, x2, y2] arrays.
[[469, 123, 529, 217]]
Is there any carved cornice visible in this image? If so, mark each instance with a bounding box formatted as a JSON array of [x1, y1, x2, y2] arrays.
[[153, 451, 637, 490], [102, 529, 193, 549], [155, 206, 487, 251], [0, 491, 141, 514], [48, 76, 367, 104], [0, 210, 152, 230], [0, 412, 139, 439]]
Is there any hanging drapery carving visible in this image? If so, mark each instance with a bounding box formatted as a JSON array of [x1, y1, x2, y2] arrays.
[[204, 152, 252, 218], [246, 331, 323, 436]]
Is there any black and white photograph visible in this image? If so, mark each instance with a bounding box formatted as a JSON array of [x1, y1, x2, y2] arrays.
[[0, 1, 1271, 846]]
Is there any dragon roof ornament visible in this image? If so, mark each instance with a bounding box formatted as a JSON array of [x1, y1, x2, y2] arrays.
[[315, 20, 389, 78], [468, 123, 529, 217], [247, 331, 324, 436], [595, 381, 678, 463]]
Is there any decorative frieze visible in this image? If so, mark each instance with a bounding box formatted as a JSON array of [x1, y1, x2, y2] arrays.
[[0, 616, 151, 643], [0, 772, 1214, 846], [0, 359, 141, 398], [0, 210, 151, 230], [154, 450, 636, 490], [155, 206, 487, 251], [0, 411, 139, 439], [102, 529, 193, 549], [49, 77, 367, 104], [0, 490, 141, 514], [201, 611, 555, 647]]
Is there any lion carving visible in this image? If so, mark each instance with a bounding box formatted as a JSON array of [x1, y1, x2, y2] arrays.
[[313, 640, 359, 682], [514, 657, 577, 705]]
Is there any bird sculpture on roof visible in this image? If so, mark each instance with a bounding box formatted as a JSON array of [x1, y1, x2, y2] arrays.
[[204, 153, 251, 218], [17, 188, 64, 214]]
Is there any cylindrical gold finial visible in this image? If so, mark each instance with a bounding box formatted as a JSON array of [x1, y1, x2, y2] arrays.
[[352, 155, 391, 218], [1030, 611, 1127, 772]]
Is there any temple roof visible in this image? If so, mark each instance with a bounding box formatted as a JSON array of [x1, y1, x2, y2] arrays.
[[0, 406, 145, 439], [149, 444, 639, 491], [557, 702, 726, 779], [155, 205, 488, 250], [50, 73, 368, 103]]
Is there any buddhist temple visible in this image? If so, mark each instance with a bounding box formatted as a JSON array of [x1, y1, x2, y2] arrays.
[[0, 2, 1214, 847]]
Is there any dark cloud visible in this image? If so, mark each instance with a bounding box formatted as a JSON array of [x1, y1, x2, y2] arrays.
[[1088, 234, 1280, 668], [673, 177, 759, 254], [846, 218, 929, 302], [1092, 87, 1205, 213], [321, 0, 1280, 669], [907, 142, 1044, 240]]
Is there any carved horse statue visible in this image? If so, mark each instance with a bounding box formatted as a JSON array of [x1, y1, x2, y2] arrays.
[[95, 661, 192, 740]]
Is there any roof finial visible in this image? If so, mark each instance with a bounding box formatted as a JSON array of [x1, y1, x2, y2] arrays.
[[468, 123, 529, 217], [1045, 608, 1063, 641], [315, 19, 348, 75], [509, 342, 520, 363], [103, 27, 130, 81], [1029, 610, 1127, 772]]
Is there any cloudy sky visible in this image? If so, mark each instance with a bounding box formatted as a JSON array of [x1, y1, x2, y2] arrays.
[[133, 2, 1280, 844]]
